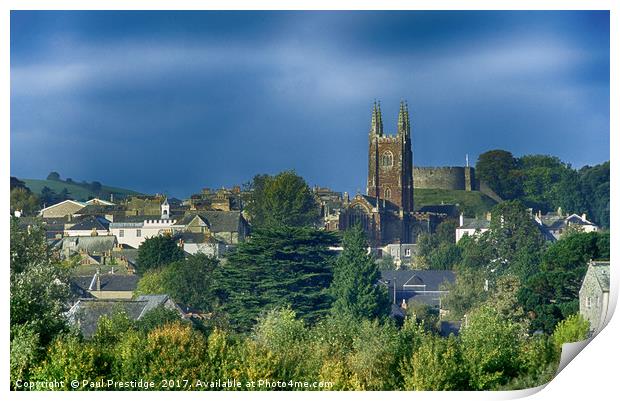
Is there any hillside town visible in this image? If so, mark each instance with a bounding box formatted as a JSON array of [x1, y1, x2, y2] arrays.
[[11, 102, 610, 380]]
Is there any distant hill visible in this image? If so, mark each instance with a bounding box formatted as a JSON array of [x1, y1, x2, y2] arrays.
[[414, 188, 497, 218], [21, 178, 143, 202]]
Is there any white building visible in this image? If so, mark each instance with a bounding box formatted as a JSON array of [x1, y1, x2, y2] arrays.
[[455, 213, 490, 243], [109, 218, 177, 249]]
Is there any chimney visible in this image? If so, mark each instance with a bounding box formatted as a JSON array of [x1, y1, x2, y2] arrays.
[[581, 213, 587, 221]]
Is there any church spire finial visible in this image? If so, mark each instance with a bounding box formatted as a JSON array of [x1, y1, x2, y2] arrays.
[[398, 99, 410, 137], [370, 100, 383, 136]]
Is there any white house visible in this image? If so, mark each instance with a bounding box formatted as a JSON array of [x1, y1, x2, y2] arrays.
[[108, 199, 177, 248], [109, 218, 177, 249], [455, 213, 490, 243]]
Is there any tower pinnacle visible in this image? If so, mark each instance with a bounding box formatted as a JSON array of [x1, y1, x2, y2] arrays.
[[370, 100, 384, 136]]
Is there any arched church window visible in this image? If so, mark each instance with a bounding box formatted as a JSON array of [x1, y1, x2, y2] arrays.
[[384, 187, 391, 199], [381, 151, 393, 168]]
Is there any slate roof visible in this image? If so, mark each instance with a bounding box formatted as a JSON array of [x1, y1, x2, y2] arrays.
[[380, 270, 456, 308], [58, 235, 117, 254], [417, 204, 459, 217], [589, 261, 610, 292], [67, 294, 182, 337], [178, 211, 244, 233], [67, 216, 110, 231], [70, 274, 139, 293], [76, 204, 125, 216], [459, 218, 490, 230]]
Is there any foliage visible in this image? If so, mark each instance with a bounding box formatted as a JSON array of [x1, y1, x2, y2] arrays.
[[402, 334, 467, 390], [417, 221, 462, 270], [552, 314, 590, 351], [214, 226, 338, 331], [475, 151, 609, 227], [135, 253, 219, 311], [10, 218, 71, 346], [46, 171, 61, 181], [136, 235, 185, 273], [486, 200, 545, 279], [10, 325, 41, 389], [519, 231, 609, 333], [137, 306, 186, 333], [476, 149, 523, 200], [237, 308, 316, 387], [11, 188, 40, 215], [460, 305, 522, 390], [114, 322, 208, 390], [330, 226, 390, 320], [441, 268, 487, 320], [32, 335, 111, 389], [245, 171, 319, 228]]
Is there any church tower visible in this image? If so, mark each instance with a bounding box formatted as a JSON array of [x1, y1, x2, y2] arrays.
[[366, 100, 414, 213]]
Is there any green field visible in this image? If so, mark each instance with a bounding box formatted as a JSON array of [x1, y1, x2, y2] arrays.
[[21, 178, 143, 202], [414, 188, 497, 218]]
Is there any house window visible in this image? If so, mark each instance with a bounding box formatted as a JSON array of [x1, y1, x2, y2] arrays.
[[384, 187, 391, 199], [119, 229, 124, 238], [404, 248, 411, 257], [381, 151, 393, 168], [136, 229, 141, 237], [585, 296, 592, 309]]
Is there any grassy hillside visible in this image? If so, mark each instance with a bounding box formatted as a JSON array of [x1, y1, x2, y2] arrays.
[[414, 188, 497, 218], [22, 178, 143, 202]]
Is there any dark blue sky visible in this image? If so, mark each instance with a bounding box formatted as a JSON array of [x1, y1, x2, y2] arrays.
[[10, 11, 610, 198]]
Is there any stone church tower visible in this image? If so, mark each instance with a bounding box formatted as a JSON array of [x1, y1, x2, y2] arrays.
[[367, 100, 414, 213], [329, 100, 444, 246]]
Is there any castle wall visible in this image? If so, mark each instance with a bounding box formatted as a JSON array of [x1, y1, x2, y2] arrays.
[[413, 167, 476, 191]]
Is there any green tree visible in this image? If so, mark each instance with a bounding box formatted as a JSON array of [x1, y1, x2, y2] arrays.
[[11, 188, 40, 215], [487, 200, 545, 280], [136, 235, 185, 273], [518, 155, 570, 213], [460, 305, 522, 390], [246, 171, 319, 228], [135, 253, 219, 311], [441, 268, 487, 320], [402, 334, 467, 390], [330, 226, 390, 320], [427, 242, 461, 270], [519, 231, 609, 333], [32, 335, 111, 390], [214, 226, 338, 331], [552, 314, 590, 351], [578, 162, 609, 228], [476, 150, 523, 200], [46, 171, 61, 181], [10, 176, 28, 190], [10, 218, 71, 345], [10, 325, 41, 389]]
